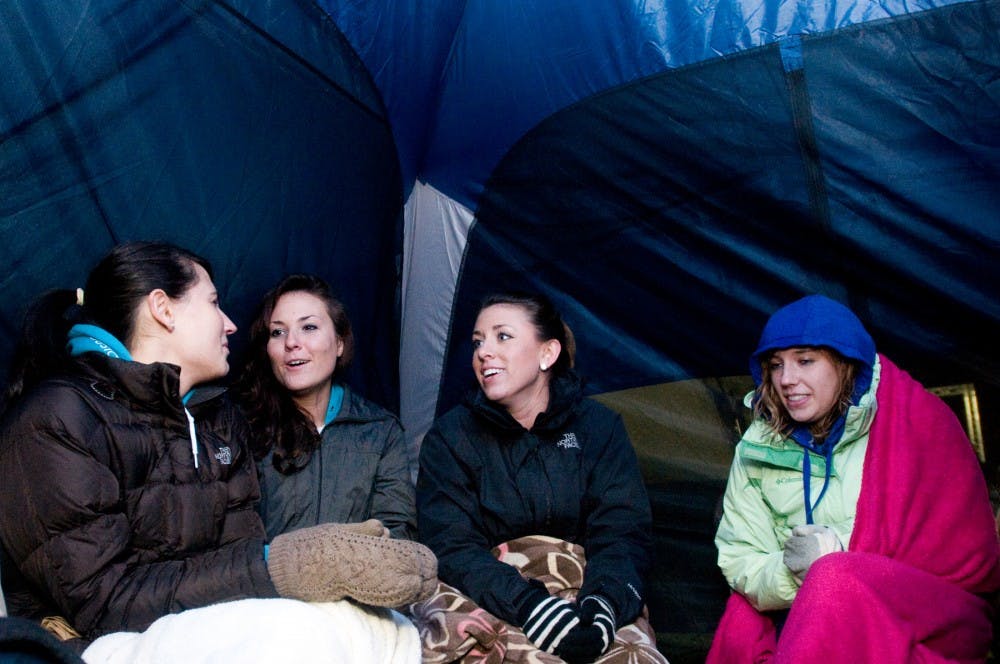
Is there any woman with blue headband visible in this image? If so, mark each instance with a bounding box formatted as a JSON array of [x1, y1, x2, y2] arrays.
[[709, 295, 1000, 663]]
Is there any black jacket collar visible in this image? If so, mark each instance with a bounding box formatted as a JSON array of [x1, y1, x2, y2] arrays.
[[465, 369, 584, 433]]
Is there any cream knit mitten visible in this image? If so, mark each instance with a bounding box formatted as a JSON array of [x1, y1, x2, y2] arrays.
[[337, 518, 392, 539], [267, 521, 437, 607]]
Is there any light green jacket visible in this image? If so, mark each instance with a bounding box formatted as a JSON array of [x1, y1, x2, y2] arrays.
[[715, 357, 881, 611]]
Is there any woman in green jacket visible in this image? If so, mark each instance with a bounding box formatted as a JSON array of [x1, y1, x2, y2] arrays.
[[709, 294, 999, 663]]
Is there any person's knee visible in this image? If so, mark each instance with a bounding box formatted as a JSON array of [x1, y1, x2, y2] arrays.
[[798, 552, 869, 605]]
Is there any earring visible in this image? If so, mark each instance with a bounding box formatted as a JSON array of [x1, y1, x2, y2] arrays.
[[540, 362, 548, 371]]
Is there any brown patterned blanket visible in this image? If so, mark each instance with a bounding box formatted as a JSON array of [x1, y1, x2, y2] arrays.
[[409, 535, 667, 663]]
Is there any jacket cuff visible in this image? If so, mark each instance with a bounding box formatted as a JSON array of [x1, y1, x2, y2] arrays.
[[513, 581, 554, 627]]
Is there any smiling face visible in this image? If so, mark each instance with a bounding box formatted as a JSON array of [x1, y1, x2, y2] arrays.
[[170, 264, 236, 390], [266, 291, 344, 403], [472, 303, 560, 427], [767, 347, 845, 425]]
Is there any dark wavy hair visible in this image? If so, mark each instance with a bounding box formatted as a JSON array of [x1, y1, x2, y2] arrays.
[[478, 292, 576, 375], [753, 347, 858, 442], [236, 274, 355, 474], [2, 241, 210, 410]]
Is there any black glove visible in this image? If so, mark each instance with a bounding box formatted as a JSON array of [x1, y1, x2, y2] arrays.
[[554, 595, 616, 663], [518, 589, 581, 654]]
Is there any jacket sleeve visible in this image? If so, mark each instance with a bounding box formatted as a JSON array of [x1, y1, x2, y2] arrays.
[[577, 412, 654, 626], [714, 444, 799, 611], [0, 390, 277, 638], [416, 422, 538, 626], [370, 417, 417, 540]]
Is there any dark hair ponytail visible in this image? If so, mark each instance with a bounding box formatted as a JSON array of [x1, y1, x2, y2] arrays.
[[84, 242, 210, 343], [2, 241, 210, 410], [479, 291, 576, 375], [2, 290, 80, 409]]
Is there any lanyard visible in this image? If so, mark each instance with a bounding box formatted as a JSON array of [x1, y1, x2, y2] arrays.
[[802, 446, 833, 524]]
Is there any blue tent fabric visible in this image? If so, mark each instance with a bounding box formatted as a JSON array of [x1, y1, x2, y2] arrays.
[[331, 0, 974, 211], [438, 0, 1000, 416], [0, 0, 402, 407], [315, 0, 466, 199], [2, 0, 1000, 653]]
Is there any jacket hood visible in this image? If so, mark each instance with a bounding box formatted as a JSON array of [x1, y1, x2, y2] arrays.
[[749, 294, 876, 387], [747, 295, 877, 523], [74, 353, 224, 414]]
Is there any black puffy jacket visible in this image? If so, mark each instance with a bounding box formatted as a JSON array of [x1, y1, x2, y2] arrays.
[[417, 371, 653, 627], [0, 354, 277, 638]]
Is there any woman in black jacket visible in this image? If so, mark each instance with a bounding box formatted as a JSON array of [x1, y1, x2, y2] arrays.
[[416, 292, 660, 663], [0, 242, 433, 643]]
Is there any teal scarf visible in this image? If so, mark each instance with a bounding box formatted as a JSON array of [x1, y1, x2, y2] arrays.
[[322, 384, 345, 429], [66, 324, 133, 361], [66, 323, 198, 403]]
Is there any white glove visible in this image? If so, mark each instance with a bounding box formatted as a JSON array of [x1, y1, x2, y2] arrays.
[[783, 524, 843, 582]]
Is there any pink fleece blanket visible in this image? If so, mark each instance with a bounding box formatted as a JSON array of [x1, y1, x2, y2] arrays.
[[708, 355, 1000, 663]]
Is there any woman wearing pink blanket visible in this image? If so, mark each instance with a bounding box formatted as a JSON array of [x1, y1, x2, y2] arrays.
[[709, 294, 1000, 663]]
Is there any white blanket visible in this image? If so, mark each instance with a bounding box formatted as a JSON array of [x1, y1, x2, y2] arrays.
[[82, 598, 419, 664]]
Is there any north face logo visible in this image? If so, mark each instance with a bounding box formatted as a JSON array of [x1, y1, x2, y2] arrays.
[[556, 433, 580, 450], [214, 447, 233, 465]]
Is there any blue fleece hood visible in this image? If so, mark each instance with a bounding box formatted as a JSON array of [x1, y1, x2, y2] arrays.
[[749, 294, 876, 387], [749, 294, 877, 524]]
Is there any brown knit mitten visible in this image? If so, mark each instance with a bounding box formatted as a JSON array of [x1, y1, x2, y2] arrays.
[[267, 522, 437, 607]]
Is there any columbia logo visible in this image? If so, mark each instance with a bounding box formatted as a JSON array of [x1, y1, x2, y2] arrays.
[[556, 433, 580, 450], [214, 447, 233, 465]]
